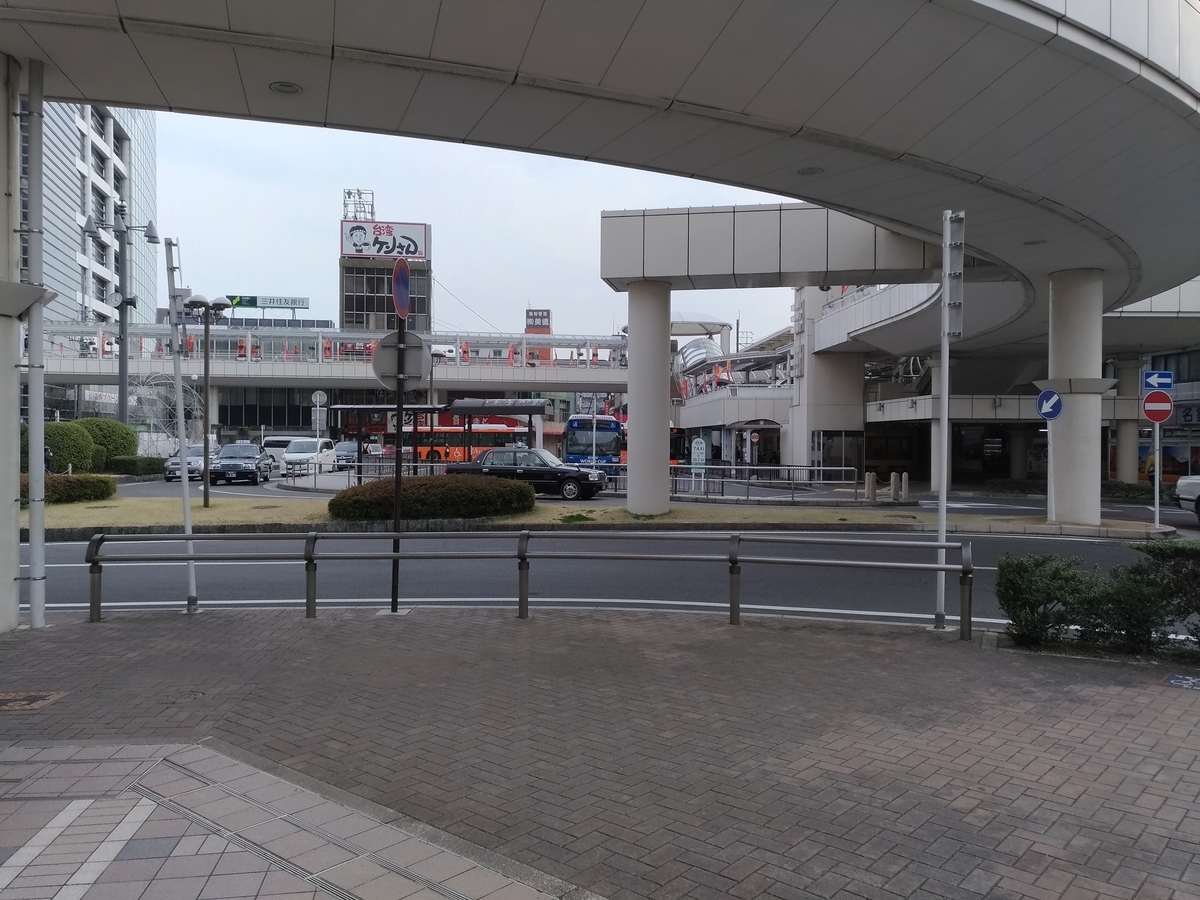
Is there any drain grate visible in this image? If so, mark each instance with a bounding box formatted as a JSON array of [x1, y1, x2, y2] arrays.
[[0, 692, 64, 711], [167, 691, 204, 703], [1158, 674, 1200, 691]]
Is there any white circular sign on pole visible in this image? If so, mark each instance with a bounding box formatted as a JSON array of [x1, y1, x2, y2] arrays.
[[371, 331, 432, 391], [311, 390, 327, 407], [750, 431, 760, 443], [1142, 389, 1173, 423]]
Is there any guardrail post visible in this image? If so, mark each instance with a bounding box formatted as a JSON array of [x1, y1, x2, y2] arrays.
[[85, 534, 105, 622], [304, 531, 318, 619], [959, 541, 973, 641], [517, 530, 530, 619], [728, 533, 741, 625]]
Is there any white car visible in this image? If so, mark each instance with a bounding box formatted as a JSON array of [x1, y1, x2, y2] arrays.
[[282, 438, 337, 475], [1175, 475, 1200, 525]]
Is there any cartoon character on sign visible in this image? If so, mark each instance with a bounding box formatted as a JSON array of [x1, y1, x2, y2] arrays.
[[348, 224, 369, 253]]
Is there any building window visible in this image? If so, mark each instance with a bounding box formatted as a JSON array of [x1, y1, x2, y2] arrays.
[[92, 188, 106, 223], [92, 275, 108, 302], [90, 107, 104, 137], [91, 239, 105, 266], [91, 145, 106, 178]]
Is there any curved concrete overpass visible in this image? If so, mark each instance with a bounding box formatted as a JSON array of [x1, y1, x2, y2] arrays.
[[1, 1, 1198, 314], [4, 0, 1200, 526]]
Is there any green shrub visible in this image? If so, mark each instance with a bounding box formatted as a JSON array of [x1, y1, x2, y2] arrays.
[[90, 445, 107, 473], [1071, 560, 1175, 654], [19, 423, 27, 473], [109, 455, 167, 476], [1131, 541, 1200, 645], [44, 422, 95, 473], [20, 474, 116, 505], [1101, 480, 1173, 501], [995, 554, 1098, 647], [75, 417, 138, 460], [328, 475, 535, 521]]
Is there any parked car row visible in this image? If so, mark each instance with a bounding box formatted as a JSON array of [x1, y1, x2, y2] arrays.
[[163, 439, 609, 502]]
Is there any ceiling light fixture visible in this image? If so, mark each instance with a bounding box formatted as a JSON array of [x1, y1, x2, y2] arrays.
[[269, 81, 302, 94], [1023, 238, 1046, 246], [797, 167, 824, 176]]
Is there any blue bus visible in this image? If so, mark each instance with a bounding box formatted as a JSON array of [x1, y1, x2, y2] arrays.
[[564, 415, 625, 465]]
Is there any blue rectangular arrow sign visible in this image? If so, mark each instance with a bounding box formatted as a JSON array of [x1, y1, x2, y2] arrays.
[[1143, 370, 1174, 391]]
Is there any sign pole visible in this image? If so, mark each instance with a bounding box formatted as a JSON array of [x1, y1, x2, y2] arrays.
[[1154, 420, 1160, 530], [391, 258, 411, 614]]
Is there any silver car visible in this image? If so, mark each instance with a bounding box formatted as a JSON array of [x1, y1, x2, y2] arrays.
[[164, 445, 205, 482], [1174, 475, 1200, 525]]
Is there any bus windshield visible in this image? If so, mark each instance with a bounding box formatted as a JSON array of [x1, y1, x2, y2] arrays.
[[563, 417, 624, 463]]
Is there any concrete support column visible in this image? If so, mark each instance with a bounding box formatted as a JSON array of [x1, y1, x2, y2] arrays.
[[1009, 426, 1030, 481], [1113, 355, 1141, 484], [1046, 269, 1106, 526], [626, 280, 671, 515]]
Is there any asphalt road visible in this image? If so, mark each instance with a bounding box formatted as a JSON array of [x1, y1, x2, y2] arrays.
[[20, 531, 1146, 626]]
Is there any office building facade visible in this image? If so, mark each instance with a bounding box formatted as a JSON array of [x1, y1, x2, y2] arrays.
[[22, 102, 156, 325]]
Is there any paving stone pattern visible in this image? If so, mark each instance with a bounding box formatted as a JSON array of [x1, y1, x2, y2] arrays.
[[0, 609, 1199, 900], [0, 742, 556, 899]]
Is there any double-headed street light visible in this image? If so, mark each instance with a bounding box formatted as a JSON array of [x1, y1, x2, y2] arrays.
[[83, 209, 159, 424], [184, 295, 231, 508]]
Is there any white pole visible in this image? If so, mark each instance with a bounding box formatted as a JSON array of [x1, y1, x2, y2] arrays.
[[1154, 420, 1160, 529], [936, 211, 951, 630], [165, 241, 197, 610], [27, 60, 46, 630], [592, 394, 597, 462]]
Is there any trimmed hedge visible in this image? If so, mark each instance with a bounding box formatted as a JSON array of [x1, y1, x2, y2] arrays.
[[44, 422, 95, 473], [75, 418, 138, 460], [995, 554, 1097, 647], [998, 542, 1200, 653], [328, 475, 535, 521], [983, 478, 1172, 501], [1132, 541, 1200, 645], [20, 474, 116, 505], [109, 455, 167, 475], [91, 445, 108, 473]]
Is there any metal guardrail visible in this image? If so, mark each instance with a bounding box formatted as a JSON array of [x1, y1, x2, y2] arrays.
[[83, 530, 974, 639]]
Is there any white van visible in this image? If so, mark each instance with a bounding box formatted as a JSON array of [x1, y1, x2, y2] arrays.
[[261, 435, 309, 471]]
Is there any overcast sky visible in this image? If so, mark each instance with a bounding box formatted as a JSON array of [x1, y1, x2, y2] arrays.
[[156, 112, 796, 345]]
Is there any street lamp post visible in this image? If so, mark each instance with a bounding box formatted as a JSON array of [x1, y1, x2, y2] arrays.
[[185, 296, 231, 507], [84, 210, 158, 424]]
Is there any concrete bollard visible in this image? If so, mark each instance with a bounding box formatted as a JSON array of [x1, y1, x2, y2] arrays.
[[901, 472, 909, 501], [889, 471, 899, 499], [865, 472, 876, 501]]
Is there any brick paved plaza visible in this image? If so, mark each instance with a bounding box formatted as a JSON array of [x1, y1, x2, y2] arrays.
[[1, 608, 1198, 900]]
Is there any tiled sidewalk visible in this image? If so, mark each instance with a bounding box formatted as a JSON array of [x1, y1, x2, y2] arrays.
[[1, 608, 1200, 900], [0, 743, 569, 900]]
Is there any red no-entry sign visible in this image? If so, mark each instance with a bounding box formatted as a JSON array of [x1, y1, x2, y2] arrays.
[[1142, 390, 1174, 423]]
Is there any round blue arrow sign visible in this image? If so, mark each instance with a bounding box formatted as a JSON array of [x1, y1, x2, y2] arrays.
[[1036, 389, 1063, 421]]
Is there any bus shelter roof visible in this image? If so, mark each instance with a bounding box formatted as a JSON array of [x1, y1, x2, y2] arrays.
[[447, 399, 553, 416]]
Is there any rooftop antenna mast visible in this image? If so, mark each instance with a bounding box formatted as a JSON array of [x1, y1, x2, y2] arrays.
[[342, 188, 375, 222]]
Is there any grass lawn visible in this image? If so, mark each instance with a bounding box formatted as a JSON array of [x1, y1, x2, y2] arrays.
[[18, 493, 1066, 533], [22, 497, 332, 529]]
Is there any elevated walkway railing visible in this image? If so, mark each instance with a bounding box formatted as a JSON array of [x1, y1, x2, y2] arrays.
[[83, 530, 974, 638]]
